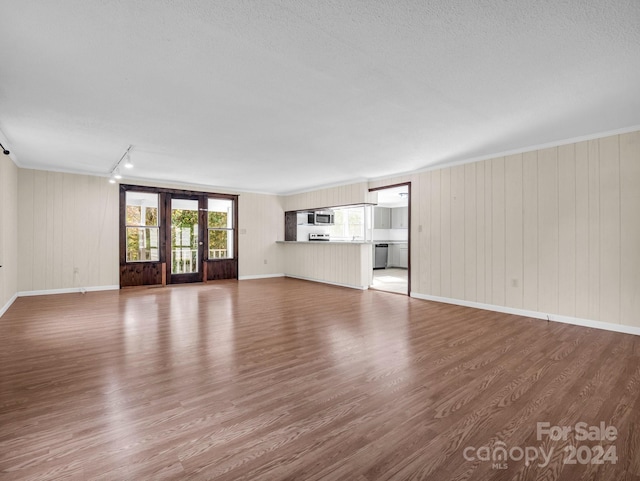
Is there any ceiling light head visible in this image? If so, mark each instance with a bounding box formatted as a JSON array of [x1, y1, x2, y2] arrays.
[[114, 168, 122, 180], [399, 192, 408, 199], [124, 153, 133, 169], [108, 175, 116, 184]]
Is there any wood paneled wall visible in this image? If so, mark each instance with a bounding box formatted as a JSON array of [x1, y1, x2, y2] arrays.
[[283, 181, 376, 212], [283, 243, 372, 289], [17, 170, 120, 292], [369, 131, 640, 328], [238, 193, 285, 278], [16, 173, 287, 291], [0, 156, 18, 312]]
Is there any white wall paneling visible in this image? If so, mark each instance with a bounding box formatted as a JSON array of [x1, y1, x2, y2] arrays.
[[598, 135, 621, 323], [558, 144, 576, 317], [587, 140, 601, 320], [620, 132, 640, 327], [537, 147, 559, 315], [0, 156, 18, 316], [475, 161, 486, 304], [376, 130, 640, 330], [238, 193, 284, 278], [430, 170, 441, 297], [484, 159, 493, 305], [491, 157, 505, 307], [463, 163, 477, 302], [504, 154, 523, 309], [18, 170, 120, 292], [440, 168, 452, 299], [417, 173, 430, 295], [450, 166, 465, 301], [574, 141, 590, 319], [522, 151, 538, 311]]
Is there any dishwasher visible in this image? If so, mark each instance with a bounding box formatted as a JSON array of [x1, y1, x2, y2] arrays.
[[374, 243, 388, 269]]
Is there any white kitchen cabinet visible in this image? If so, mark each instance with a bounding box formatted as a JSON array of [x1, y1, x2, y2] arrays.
[[387, 243, 408, 268], [374, 207, 391, 229], [391, 206, 409, 229], [398, 244, 409, 268], [387, 244, 399, 267]]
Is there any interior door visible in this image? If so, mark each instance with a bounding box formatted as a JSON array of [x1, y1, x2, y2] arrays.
[[167, 195, 205, 284]]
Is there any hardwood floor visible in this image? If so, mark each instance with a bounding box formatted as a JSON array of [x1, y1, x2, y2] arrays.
[[1, 278, 639, 480]]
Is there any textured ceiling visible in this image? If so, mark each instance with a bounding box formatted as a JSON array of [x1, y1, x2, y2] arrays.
[[1, 0, 639, 194]]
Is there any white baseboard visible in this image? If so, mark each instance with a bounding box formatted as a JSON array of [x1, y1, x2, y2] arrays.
[[17, 285, 120, 297], [238, 273, 285, 280], [410, 292, 640, 337], [0, 293, 18, 318], [285, 274, 368, 290]]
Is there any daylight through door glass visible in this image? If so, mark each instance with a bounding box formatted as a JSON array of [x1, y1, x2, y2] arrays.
[[171, 199, 199, 274], [208, 198, 234, 259], [125, 191, 160, 262]]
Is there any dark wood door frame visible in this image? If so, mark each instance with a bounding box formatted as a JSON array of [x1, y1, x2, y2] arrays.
[[368, 182, 411, 296], [119, 184, 239, 288]]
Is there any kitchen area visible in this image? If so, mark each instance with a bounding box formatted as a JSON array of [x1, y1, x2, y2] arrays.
[[279, 183, 409, 293], [281, 204, 374, 290], [371, 185, 409, 295]]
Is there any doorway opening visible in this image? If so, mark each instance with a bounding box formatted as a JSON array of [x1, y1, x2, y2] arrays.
[[368, 183, 411, 295]]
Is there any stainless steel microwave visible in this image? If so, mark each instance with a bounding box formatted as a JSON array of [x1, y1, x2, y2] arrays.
[[308, 210, 335, 225]]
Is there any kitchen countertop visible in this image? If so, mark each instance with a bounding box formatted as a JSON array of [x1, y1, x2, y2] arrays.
[[277, 241, 371, 245], [278, 240, 407, 245]]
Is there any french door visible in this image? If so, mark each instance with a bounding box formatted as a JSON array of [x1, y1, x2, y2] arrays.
[[119, 185, 238, 287], [166, 195, 204, 284]]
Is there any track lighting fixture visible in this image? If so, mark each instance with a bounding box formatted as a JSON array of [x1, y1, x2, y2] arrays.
[[108, 145, 133, 183], [0, 142, 10, 155]]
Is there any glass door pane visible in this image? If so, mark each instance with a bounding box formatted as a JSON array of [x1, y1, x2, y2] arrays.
[[171, 198, 199, 275]]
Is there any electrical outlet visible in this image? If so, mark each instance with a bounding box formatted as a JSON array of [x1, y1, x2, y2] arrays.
[[418, 225, 423, 233], [239, 228, 247, 235], [73, 267, 79, 274], [264, 259, 268, 264], [510, 278, 519, 287]]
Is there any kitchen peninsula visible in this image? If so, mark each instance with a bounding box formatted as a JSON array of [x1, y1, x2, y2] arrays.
[[279, 205, 374, 289], [277, 240, 372, 289]]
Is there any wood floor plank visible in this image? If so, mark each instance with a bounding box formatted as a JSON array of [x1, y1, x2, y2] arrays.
[[1, 278, 639, 480]]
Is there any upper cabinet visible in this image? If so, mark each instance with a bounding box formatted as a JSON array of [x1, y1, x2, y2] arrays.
[[373, 207, 391, 229], [374, 206, 408, 229], [391, 206, 409, 229]]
